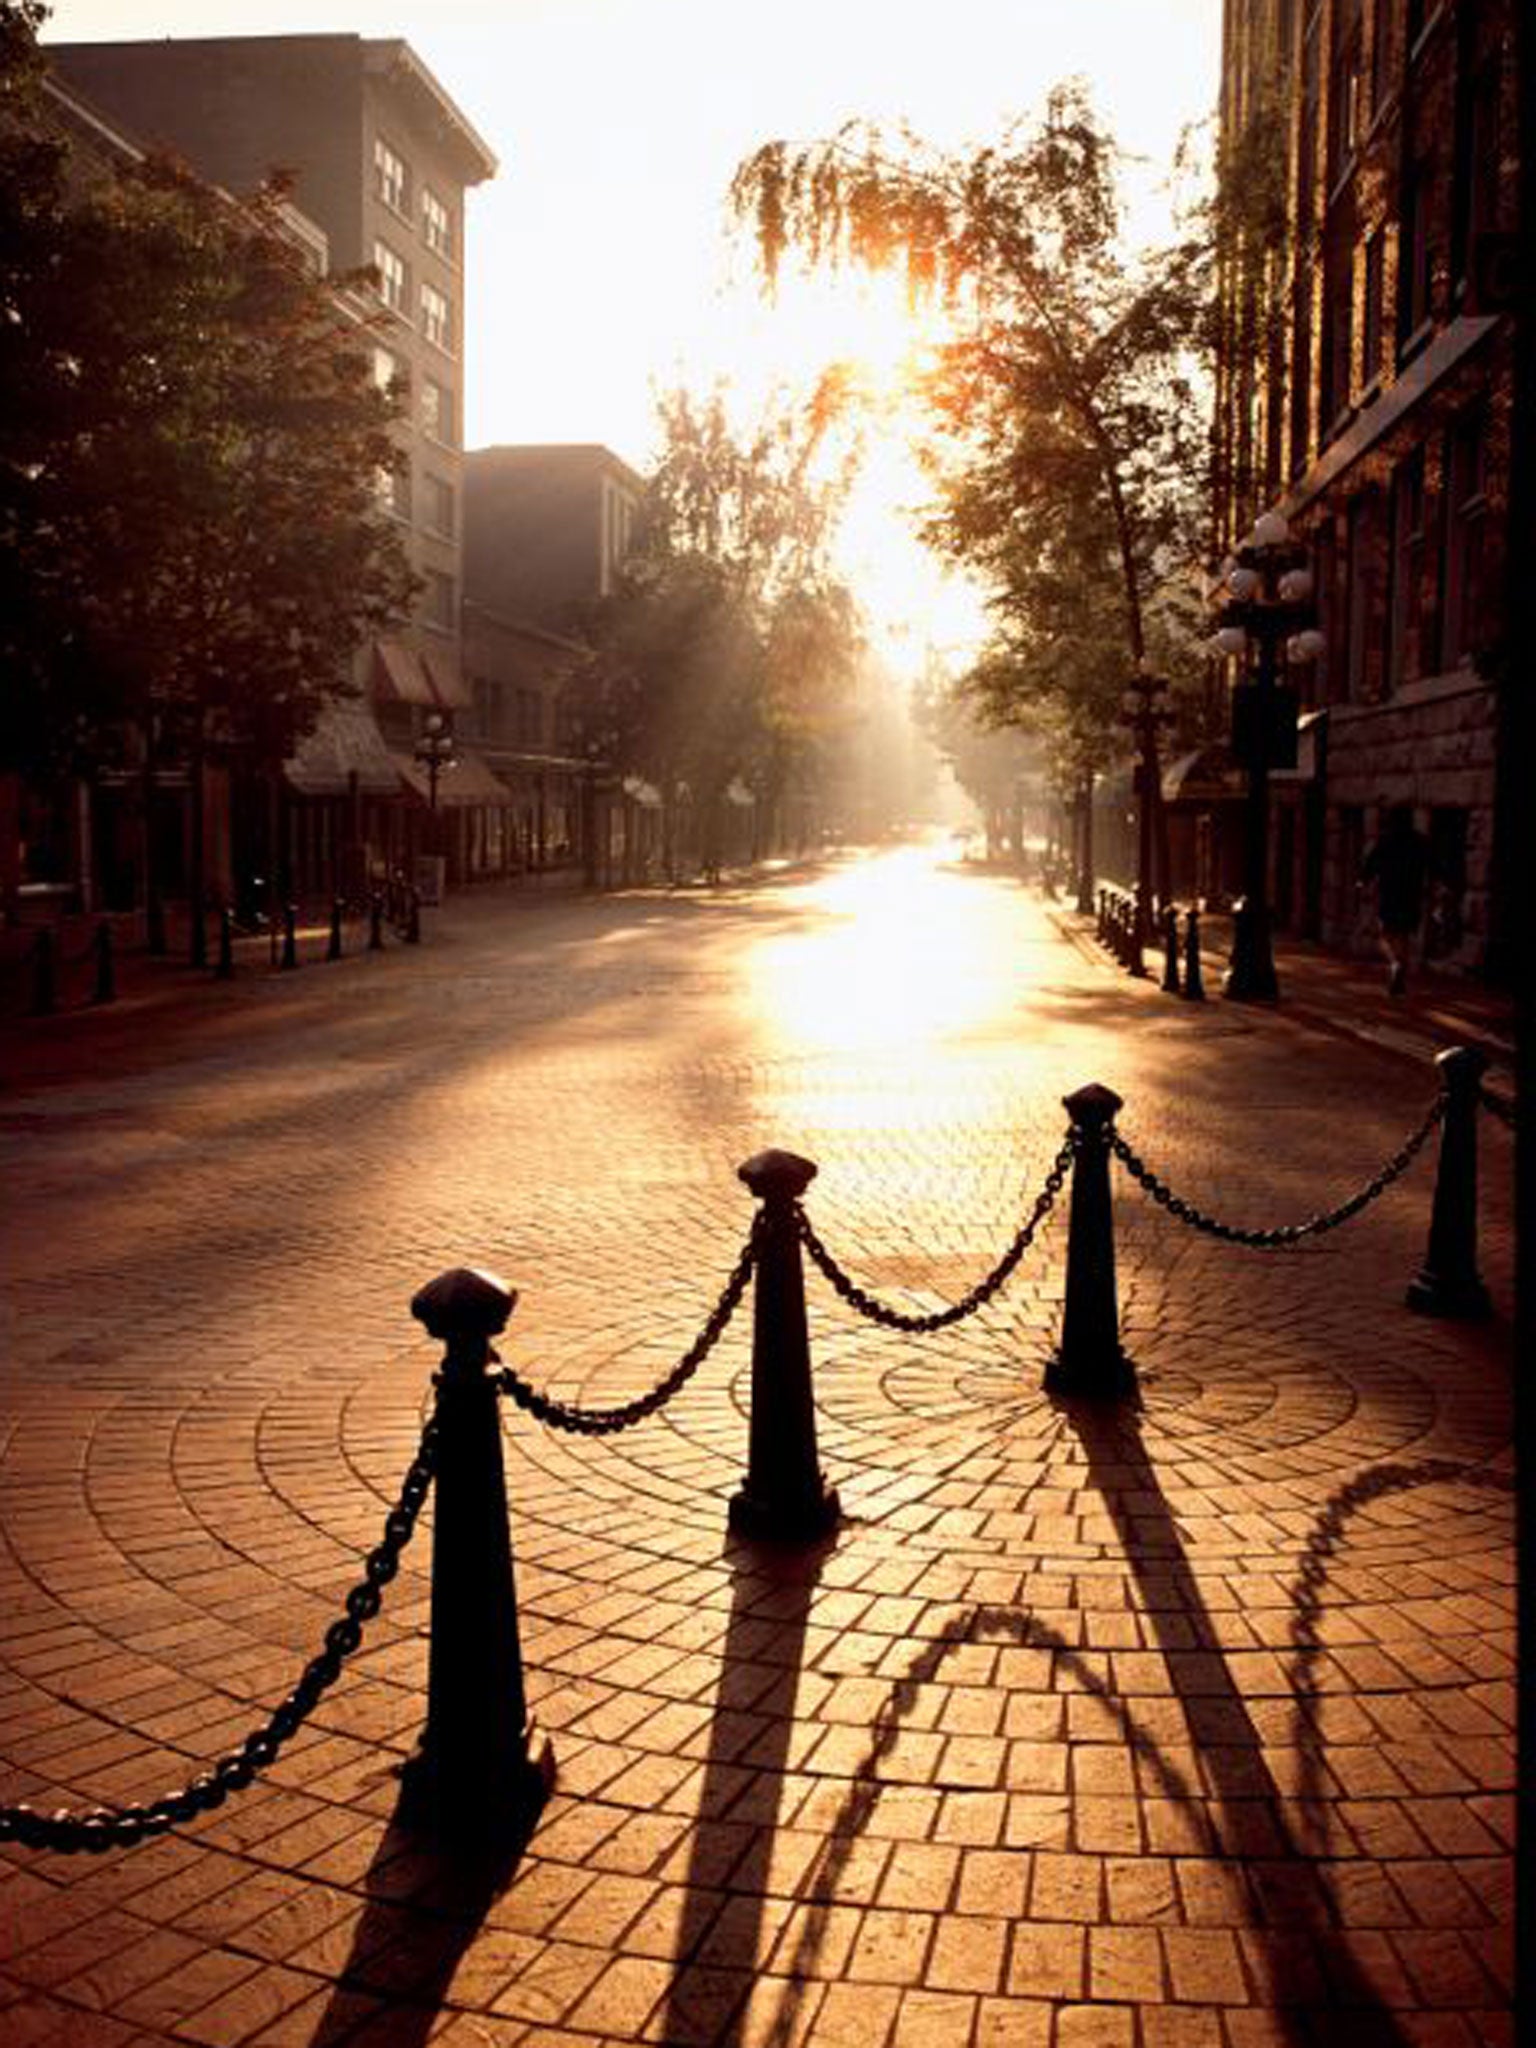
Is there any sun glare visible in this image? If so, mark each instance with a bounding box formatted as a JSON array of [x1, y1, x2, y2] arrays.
[[748, 838, 1003, 1066]]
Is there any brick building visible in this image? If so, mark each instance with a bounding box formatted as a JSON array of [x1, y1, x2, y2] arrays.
[[47, 34, 502, 900], [1212, 0, 1517, 974]]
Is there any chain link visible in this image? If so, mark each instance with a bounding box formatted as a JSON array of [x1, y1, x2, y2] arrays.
[[796, 1134, 1077, 1332], [1109, 1094, 1445, 1247], [494, 1223, 759, 1434], [1479, 1085, 1515, 1131], [0, 1416, 440, 1855]]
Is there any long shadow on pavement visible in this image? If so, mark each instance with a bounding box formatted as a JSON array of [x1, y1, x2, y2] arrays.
[[1061, 1390, 1419, 2046], [656, 1531, 831, 2048], [306, 1805, 528, 2047]]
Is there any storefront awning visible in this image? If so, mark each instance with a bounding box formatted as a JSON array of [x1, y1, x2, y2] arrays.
[[372, 638, 436, 707], [285, 699, 401, 797], [421, 648, 471, 711], [391, 746, 511, 808], [1162, 747, 1242, 806]]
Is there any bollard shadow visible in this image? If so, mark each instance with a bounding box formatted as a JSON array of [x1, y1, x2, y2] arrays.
[[1058, 1389, 1418, 2046], [305, 1787, 534, 2047], [1284, 1455, 1516, 1845], [656, 1525, 834, 2048]]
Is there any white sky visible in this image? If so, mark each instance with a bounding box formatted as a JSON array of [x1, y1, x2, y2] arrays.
[[41, 0, 1222, 671]]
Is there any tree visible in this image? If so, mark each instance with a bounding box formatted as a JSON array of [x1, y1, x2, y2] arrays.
[[1, 1, 415, 931], [575, 383, 862, 876], [732, 86, 1217, 892]]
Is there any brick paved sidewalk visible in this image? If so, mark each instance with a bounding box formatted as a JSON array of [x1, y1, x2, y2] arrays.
[[0, 852, 1516, 2048]]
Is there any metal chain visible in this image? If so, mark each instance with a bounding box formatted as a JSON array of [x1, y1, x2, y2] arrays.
[[1480, 1085, 1516, 1131], [795, 1133, 1077, 1332], [0, 1416, 440, 1855], [1109, 1095, 1445, 1247], [495, 1223, 760, 1434]]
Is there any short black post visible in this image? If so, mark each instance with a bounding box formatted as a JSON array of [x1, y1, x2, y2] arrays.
[[1182, 906, 1206, 1002], [731, 1150, 840, 1544], [326, 899, 344, 962], [215, 905, 234, 980], [369, 893, 385, 951], [29, 928, 56, 1016], [91, 920, 115, 1005], [280, 903, 298, 971], [1407, 1047, 1492, 1319], [405, 886, 422, 945], [402, 1266, 554, 1841], [1096, 889, 1109, 946], [1126, 895, 1147, 978], [1161, 906, 1181, 994], [1046, 1084, 1135, 1398]]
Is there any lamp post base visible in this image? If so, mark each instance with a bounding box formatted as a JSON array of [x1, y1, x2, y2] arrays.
[[1222, 898, 1280, 1003]]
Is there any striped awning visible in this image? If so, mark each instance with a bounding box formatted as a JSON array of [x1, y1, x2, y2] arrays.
[[391, 746, 511, 808], [372, 638, 435, 707], [285, 699, 401, 796]]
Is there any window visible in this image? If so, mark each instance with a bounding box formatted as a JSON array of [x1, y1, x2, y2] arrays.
[[1369, 0, 1392, 116], [1319, 231, 1354, 430], [1360, 228, 1386, 387], [1344, 489, 1384, 702], [424, 474, 455, 538], [1297, 9, 1321, 233], [1326, 1, 1363, 188], [375, 457, 410, 521], [374, 137, 408, 215], [371, 345, 404, 396], [1397, 156, 1434, 345], [1440, 406, 1488, 669], [422, 187, 452, 258], [423, 569, 456, 632], [1387, 448, 1427, 687], [373, 238, 406, 313], [420, 375, 455, 445], [1453, 51, 1503, 292], [420, 282, 453, 352]]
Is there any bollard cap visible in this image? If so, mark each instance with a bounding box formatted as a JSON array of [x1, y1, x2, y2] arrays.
[[1434, 1044, 1488, 1090], [411, 1267, 518, 1342], [1062, 1082, 1124, 1127], [738, 1149, 818, 1201]]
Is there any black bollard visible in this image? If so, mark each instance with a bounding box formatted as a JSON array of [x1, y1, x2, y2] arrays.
[[1182, 905, 1206, 1002], [1126, 899, 1148, 979], [215, 905, 234, 980], [369, 893, 385, 951], [405, 886, 421, 945], [731, 1150, 840, 1544], [91, 920, 116, 1005], [1045, 1084, 1136, 1398], [402, 1267, 554, 1841], [1096, 889, 1109, 947], [1407, 1047, 1492, 1319], [280, 903, 298, 971], [327, 898, 344, 962], [29, 928, 56, 1016], [1161, 906, 1180, 994]]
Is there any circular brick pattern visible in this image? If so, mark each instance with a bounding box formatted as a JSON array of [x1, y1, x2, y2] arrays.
[[0, 860, 1515, 2045]]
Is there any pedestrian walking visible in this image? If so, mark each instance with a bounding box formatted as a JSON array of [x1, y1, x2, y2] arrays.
[[1360, 803, 1429, 996]]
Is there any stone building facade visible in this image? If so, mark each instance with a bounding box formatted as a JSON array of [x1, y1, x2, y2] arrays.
[[1214, 0, 1517, 973]]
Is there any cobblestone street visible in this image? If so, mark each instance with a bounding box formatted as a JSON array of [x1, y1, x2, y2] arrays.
[[0, 842, 1516, 2048]]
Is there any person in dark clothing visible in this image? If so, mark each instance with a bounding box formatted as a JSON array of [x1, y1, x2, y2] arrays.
[[1360, 804, 1429, 994]]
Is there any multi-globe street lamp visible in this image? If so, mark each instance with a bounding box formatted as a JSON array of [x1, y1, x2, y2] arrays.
[[1120, 672, 1174, 964], [1210, 509, 1324, 1003], [415, 711, 456, 814]]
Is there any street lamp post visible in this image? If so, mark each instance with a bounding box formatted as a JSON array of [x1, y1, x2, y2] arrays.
[[415, 711, 456, 815], [1211, 509, 1323, 1003], [1120, 673, 1173, 961]]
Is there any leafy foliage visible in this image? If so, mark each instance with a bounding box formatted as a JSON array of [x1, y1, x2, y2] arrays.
[[0, 2, 416, 778], [733, 84, 1218, 791], [573, 383, 863, 859]]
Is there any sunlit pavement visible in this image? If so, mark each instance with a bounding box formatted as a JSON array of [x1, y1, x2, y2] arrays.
[[0, 840, 1515, 2048]]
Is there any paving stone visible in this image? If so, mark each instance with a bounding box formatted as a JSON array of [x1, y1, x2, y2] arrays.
[[0, 859, 1514, 2046]]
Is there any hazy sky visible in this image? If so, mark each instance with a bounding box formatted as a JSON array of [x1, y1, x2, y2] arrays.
[[41, 0, 1222, 666]]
